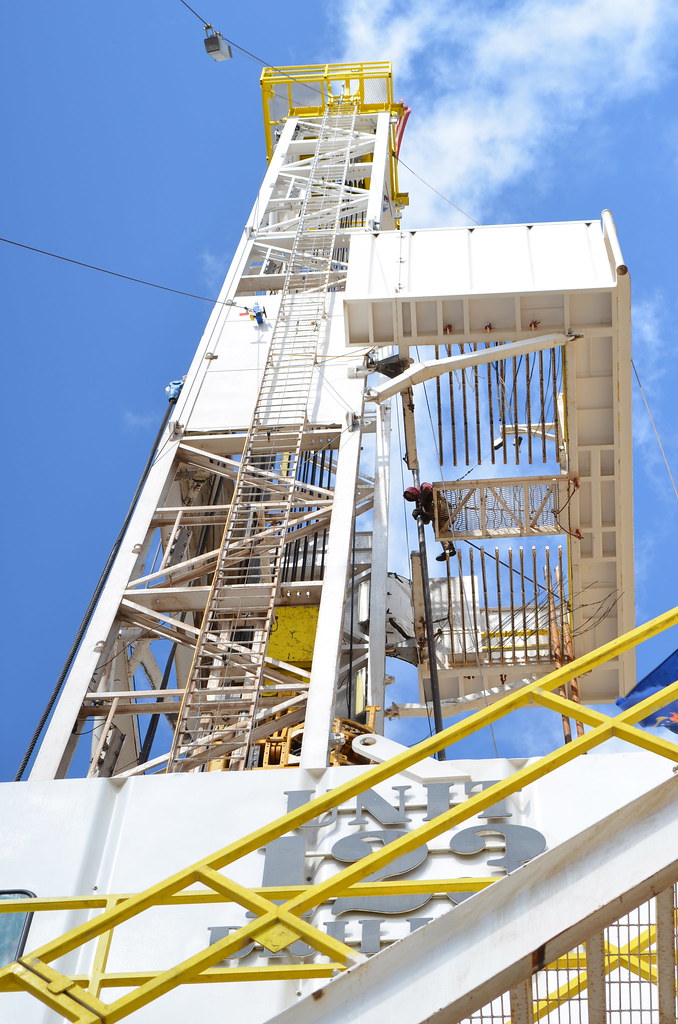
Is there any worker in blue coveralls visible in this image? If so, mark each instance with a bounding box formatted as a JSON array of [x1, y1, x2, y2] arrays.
[[251, 302, 266, 326]]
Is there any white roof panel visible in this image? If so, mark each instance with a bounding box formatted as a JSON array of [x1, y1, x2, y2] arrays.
[[345, 218, 620, 299]]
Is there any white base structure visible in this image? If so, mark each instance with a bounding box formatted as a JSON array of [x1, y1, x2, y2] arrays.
[[1, 749, 677, 1022]]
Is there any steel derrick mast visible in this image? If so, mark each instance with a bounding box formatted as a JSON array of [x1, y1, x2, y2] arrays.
[[30, 63, 406, 780], [2, 57, 677, 1024]]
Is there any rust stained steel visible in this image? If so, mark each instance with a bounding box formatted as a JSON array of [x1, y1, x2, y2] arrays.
[[445, 560, 456, 663], [519, 546, 529, 662], [532, 547, 542, 660], [421, 338, 562, 482], [551, 345, 560, 456], [499, 357, 508, 465], [435, 344, 444, 467], [511, 354, 520, 466], [480, 548, 492, 662], [508, 548, 517, 663], [459, 342, 470, 466], [473, 342, 482, 466], [545, 546, 553, 661], [539, 348, 548, 462], [525, 353, 534, 462], [557, 546, 567, 659], [494, 546, 504, 664], [546, 560, 572, 744], [447, 344, 458, 467], [558, 562, 585, 739], [457, 547, 468, 661], [468, 547, 480, 659], [487, 341, 496, 465]]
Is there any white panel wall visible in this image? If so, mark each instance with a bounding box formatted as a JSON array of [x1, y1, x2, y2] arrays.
[[1, 754, 673, 1023], [345, 222, 617, 301]]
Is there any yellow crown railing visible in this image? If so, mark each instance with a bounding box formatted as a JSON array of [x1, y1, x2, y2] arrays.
[[260, 61, 407, 208]]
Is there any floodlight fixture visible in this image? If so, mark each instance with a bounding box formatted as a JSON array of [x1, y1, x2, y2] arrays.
[[204, 29, 232, 62]]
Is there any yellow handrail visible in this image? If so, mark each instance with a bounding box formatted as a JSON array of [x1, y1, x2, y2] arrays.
[[1, 606, 676, 1022], [259, 61, 406, 212]]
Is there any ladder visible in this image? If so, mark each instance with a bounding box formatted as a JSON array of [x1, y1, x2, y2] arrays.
[[168, 102, 359, 771]]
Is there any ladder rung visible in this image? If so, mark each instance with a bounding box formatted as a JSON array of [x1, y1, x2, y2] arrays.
[[168, 102, 359, 773]]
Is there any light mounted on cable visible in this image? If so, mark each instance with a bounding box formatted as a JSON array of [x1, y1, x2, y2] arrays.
[[204, 25, 232, 61]]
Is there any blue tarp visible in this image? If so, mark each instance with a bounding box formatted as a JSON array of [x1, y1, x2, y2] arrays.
[[616, 648, 678, 733]]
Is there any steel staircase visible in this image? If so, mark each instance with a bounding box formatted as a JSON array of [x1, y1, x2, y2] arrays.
[[168, 102, 360, 771]]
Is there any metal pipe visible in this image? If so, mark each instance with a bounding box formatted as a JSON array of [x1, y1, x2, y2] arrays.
[[411, 468, 446, 760], [365, 333, 578, 404]]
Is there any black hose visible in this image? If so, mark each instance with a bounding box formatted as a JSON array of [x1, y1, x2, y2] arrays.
[[14, 398, 178, 781]]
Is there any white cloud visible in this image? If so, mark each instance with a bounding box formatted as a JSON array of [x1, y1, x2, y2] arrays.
[[632, 295, 678, 502], [332, 0, 678, 728], [335, 0, 677, 225], [629, 296, 678, 610], [200, 249, 230, 292], [664, 121, 678, 174], [122, 409, 156, 430], [632, 297, 665, 385]]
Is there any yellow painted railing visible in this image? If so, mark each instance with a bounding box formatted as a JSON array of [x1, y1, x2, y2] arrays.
[[0, 606, 676, 1022], [260, 61, 400, 157], [259, 61, 406, 211], [506, 901, 678, 1023]]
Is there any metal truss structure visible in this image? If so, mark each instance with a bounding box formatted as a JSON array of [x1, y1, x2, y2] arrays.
[[8, 57, 676, 1024], [168, 103, 365, 772], [351, 255, 634, 707], [29, 64, 405, 780]]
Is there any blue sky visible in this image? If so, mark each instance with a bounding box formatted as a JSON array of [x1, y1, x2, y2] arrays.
[[2, 1, 677, 779]]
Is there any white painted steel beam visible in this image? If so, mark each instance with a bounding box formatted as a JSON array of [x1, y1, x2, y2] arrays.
[[655, 885, 677, 1024], [509, 980, 534, 1024], [351, 733, 470, 782], [601, 208, 628, 276], [364, 332, 577, 404], [365, 112, 392, 228], [387, 677, 539, 717], [366, 401, 391, 730], [268, 774, 678, 1024], [585, 932, 607, 1023], [300, 421, 364, 769], [611, 265, 635, 692]]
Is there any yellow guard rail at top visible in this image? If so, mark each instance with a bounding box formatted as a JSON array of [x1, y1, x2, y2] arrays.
[[0, 606, 676, 1023], [260, 61, 407, 206]]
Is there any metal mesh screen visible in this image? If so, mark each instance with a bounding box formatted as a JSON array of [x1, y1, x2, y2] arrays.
[[363, 77, 388, 103], [435, 478, 562, 539], [291, 81, 323, 108], [270, 84, 290, 123], [455, 884, 677, 1023]]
